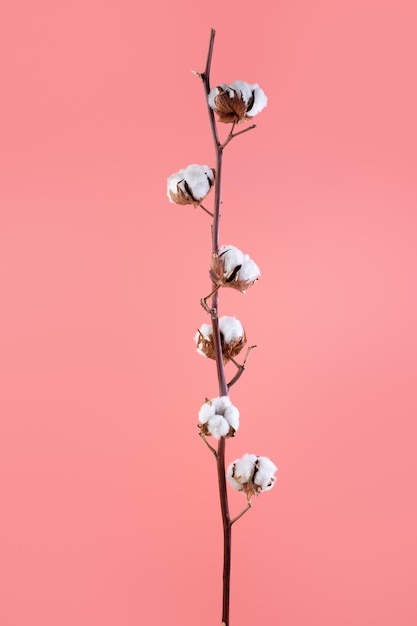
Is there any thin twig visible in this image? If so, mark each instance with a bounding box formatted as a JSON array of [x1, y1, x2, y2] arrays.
[[199, 204, 214, 217], [221, 124, 257, 149], [227, 345, 257, 389], [200, 284, 220, 314], [230, 502, 252, 526], [199, 431, 219, 459]]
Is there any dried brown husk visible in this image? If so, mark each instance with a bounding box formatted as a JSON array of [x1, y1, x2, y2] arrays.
[[196, 329, 247, 364], [212, 87, 248, 124], [169, 184, 197, 206], [195, 331, 217, 360]]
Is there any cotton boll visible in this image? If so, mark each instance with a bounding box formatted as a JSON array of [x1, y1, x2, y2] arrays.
[[195, 317, 246, 363], [199, 396, 239, 438], [208, 416, 230, 439], [208, 81, 268, 123], [210, 245, 260, 293], [167, 164, 215, 205], [227, 454, 277, 500]]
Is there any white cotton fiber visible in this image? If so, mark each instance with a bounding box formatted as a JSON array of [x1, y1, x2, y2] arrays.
[[218, 245, 245, 276], [219, 317, 244, 344], [208, 416, 230, 439], [198, 401, 216, 424], [213, 396, 231, 413], [223, 405, 240, 431], [238, 257, 261, 282], [246, 85, 268, 117], [254, 457, 278, 491], [235, 454, 258, 481]]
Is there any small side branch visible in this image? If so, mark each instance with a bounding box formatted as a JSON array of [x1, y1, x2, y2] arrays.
[[200, 285, 220, 314], [221, 124, 257, 149], [227, 345, 257, 389], [230, 502, 252, 526], [199, 431, 219, 459], [199, 203, 214, 217]]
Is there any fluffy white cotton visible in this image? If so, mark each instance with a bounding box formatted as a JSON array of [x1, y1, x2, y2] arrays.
[[227, 454, 258, 491], [198, 396, 240, 439], [238, 257, 261, 282], [195, 317, 243, 347], [227, 454, 278, 493], [213, 395, 232, 413], [229, 80, 254, 104], [217, 245, 260, 284], [219, 316, 244, 344], [254, 457, 278, 491], [198, 401, 216, 424], [223, 404, 240, 431], [167, 164, 214, 203], [207, 416, 230, 439], [246, 85, 268, 117], [196, 323, 212, 340], [218, 245, 245, 276]]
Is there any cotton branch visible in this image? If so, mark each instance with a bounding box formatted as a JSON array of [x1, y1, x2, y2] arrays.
[[192, 29, 272, 626]]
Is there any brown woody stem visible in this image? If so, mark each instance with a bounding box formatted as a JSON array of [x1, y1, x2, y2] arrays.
[[199, 28, 232, 626], [198, 28, 257, 626]]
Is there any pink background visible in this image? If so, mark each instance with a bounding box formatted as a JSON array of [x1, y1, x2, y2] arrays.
[[1, 1, 416, 625]]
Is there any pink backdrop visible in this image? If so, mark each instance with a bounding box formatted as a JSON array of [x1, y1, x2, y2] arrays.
[[1, 1, 416, 625]]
